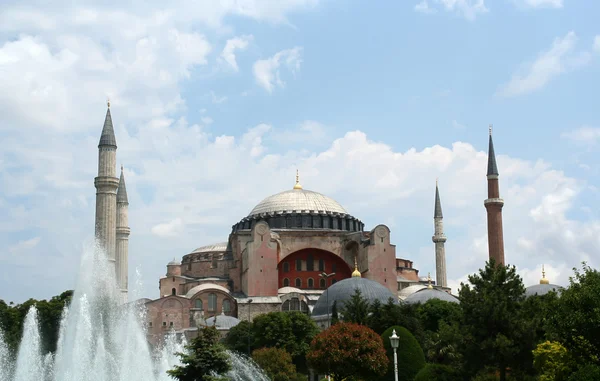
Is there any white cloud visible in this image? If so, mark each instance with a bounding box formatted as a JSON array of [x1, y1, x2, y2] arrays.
[[415, 1, 437, 13], [219, 35, 253, 71], [452, 120, 466, 130], [513, 0, 563, 8], [272, 120, 329, 146], [561, 125, 600, 144], [152, 218, 184, 237], [424, 0, 489, 21], [253, 47, 303, 92], [497, 31, 592, 97], [594, 35, 600, 53], [210, 91, 228, 104]]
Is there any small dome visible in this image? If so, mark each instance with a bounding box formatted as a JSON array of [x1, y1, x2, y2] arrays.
[[312, 277, 396, 317], [205, 314, 241, 330], [398, 285, 427, 300], [403, 288, 459, 305], [525, 283, 563, 297], [185, 283, 230, 298], [248, 188, 348, 217], [190, 242, 228, 254], [168, 258, 180, 266]]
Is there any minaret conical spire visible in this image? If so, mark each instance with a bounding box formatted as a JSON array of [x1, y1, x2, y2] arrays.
[[117, 165, 129, 204], [484, 125, 505, 266], [99, 100, 117, 148], [434, 178, 443, 218], [432, 179, 447, 288], [487, 125, 498, 177]]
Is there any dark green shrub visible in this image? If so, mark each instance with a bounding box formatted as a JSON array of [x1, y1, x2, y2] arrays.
[[381, 326, 425, 381], [414, 363, 460, 381], [568, 364, 600, 381]]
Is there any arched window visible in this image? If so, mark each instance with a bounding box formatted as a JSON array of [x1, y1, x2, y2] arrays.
[[283, 278, 290, 287], [194, 299, 203, 310], [319, 278, 326, 289], [307, 278, 314, 288], [283, 262, 290, 272], [295, 278, 302, 288], [208, 293, 217, 312], [318, 259, 325, 272], [307, 254, 314, 271], [222, 299, 231, 314], [296, 259, 302, 271], [171, 288, 176, 296], [290, 297, 300, 310]]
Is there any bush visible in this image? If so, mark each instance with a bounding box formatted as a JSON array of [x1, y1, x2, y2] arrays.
[[252, 347, 296, 381], [568, 364, 600, 381], [381, 326, 425, 381], [414, 363, 460, 381]]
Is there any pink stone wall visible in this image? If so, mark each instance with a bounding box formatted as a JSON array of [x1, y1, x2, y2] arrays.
[[159, 276, 186, 298], [244, 222, 279, 297], [364, 225, 397, 295]]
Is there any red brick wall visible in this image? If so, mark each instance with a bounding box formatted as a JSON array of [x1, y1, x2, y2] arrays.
[[278, 249, 352, 289]]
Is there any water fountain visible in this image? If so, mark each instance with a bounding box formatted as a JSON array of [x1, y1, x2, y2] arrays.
[[0, 243, 270, 380]]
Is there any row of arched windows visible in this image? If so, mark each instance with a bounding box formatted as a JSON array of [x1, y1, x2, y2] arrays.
[[282, 257, 328, 272], [282, 277, 337, 289], [191, 294, 232, 313]]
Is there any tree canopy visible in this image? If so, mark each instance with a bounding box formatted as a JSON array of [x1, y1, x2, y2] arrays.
[[306, 322, 388, 381]]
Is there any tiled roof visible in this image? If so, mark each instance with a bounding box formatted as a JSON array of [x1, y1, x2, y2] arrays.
[[248, 188, 347, 217]]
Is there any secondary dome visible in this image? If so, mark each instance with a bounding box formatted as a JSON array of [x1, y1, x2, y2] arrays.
[[248, 188, 347, 217], [312, 277, 396, 317], [403, 287, 459, 305]]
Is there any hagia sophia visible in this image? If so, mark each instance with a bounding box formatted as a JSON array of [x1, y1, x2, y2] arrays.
[[93, 104, 563, 342]]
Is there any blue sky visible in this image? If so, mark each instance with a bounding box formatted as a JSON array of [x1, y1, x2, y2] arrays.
[[1, 0, 599, 302]]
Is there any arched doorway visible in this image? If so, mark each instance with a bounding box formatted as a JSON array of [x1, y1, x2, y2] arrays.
[[278, 248, 353, 290]]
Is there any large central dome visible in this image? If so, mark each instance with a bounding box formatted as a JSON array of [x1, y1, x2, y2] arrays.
[[232, 175, 363, 232], [248, 188, 347, 217]]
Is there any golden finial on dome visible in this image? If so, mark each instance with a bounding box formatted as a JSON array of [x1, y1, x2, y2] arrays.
[[427, 272, 433, 289], [540, 264, 550, 285], [352, 256, 361, 278], [293, 169, 303, 190]]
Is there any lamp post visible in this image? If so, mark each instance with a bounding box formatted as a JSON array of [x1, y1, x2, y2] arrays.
[[247, 298, 253, 356], [318, 272, 335, 327], [390, 329, 399, 381]]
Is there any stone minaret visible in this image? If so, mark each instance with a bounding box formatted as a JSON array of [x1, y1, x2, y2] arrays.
[[95, 101, 119, 272], [116, 165, 130, 302], [432, 180, 447, 288], [484, 126, 505, 266]]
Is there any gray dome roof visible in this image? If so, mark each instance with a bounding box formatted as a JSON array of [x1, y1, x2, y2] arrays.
[[312, 277, 396, 317], [191, 242, 228, 254], [205, 314, 241, 330], [248, 188, 347, 217], [403, 288, 459, 305], [525, 283, 563, 297]]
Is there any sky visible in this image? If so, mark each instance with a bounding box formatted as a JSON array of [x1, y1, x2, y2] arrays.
[[1, 0, 599, 303]]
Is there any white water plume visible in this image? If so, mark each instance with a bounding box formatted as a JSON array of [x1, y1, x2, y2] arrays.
[[5, 241, 272, 380]]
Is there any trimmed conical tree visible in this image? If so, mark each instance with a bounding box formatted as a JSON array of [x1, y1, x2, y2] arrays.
[[381, 326, 425, 381]]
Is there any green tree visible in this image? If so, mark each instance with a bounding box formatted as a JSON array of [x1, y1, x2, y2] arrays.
[[251, 311, 319, 373], [168, 326, 231, 381], [532, 341, 575, 381], [567, 364, 600, 381], [223, 320, 253, 354], [416, 298, 461, 333], [414, 363, 461, 381], [546, 263, 600, 364], [306, 322, 388, 381], [252, 347, 296, 381], [338, 289, 370, 325], [330, 301, 339, 325], [381, 326, 425, 381], [459, 259, 531, 381], [422, 320, 463, 368]]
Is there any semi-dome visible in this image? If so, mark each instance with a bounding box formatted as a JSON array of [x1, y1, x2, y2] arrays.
[[190, 242, 228, 254], [403, 287, 459, 305], [248, 188, 347, 217], [312, 277, 396, 317], [205, 313, 241, 330]]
